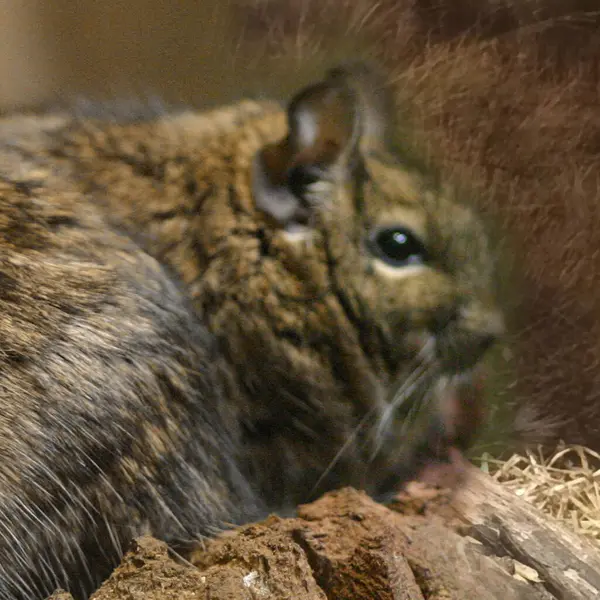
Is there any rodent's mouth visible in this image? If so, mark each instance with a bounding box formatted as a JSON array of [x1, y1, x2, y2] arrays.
[[379, 358, 487, 464], [366, 366, 486, 500], [401, 369, 487, 491], [435, 367, 486, 452], [382, 329, 489, 455]]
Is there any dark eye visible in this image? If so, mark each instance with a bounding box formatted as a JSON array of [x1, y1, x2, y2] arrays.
[[367, 226, 428, 267]]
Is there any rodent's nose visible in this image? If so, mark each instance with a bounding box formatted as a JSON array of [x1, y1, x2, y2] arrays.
[[434, 306, 504, 372]]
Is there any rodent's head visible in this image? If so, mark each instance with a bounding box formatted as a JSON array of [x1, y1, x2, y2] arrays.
[[243, 63, 503, 493], [61, 62, 503, 499]]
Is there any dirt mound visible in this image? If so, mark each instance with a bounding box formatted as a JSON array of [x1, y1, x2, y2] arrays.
[[49, 486, 552, 600]]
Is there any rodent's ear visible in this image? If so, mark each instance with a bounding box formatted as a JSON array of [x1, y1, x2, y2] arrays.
[[326, 61, 397, 156], [253, 62, 395, 229], [253, 71, 362, 229]]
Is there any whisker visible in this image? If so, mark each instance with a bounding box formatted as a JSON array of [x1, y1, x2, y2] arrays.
[[375, 359, 430, 440], [307, 405, 377, 500], [308, 338, 438, 500], [373, 338, 436, 437], [370, 362, 435, 462], [397, 376, 439, 440]]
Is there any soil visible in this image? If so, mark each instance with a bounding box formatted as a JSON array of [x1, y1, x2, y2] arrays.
[[47, 475, 551, 600]]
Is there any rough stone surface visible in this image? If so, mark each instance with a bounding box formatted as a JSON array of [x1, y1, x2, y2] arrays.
[[51, 479, 569, 600]]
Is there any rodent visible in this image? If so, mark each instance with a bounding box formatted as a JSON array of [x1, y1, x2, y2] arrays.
[[0, 62, 503, 599]]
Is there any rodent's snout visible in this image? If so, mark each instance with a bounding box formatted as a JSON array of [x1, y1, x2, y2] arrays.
[[433, 304, 504, 373]]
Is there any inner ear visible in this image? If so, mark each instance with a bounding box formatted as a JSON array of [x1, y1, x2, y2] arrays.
[[287, 81, 359, 167], [253, 79, 360, 229]]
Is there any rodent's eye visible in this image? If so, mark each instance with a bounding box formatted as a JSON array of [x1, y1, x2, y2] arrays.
[[367, 226, 428, 267]]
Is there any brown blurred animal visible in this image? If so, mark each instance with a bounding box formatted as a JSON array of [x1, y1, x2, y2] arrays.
[[0, 63, 502, 599]]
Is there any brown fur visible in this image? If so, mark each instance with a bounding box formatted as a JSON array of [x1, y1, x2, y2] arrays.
[[240, 0, 600, 454], [0, 64, 501, 598]]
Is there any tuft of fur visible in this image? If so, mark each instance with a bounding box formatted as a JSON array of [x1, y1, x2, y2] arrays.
[[0, 64, 501, 598]]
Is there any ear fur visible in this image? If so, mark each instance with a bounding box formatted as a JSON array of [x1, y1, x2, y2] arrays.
[[326, 61, 398, 155], [253, 61, 395, 229]]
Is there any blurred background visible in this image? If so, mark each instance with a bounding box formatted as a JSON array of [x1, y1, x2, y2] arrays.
[[1, 0, 260, 110], [2, 0, 600, 454], [0, 0, 366, 111]]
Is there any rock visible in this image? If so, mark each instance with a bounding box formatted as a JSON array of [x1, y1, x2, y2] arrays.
[[82, 478, 564, 599]]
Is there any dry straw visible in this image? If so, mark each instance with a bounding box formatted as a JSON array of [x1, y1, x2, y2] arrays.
[[479, 446, 600, 544]]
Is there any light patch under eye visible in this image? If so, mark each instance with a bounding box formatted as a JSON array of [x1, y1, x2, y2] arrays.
[[372, 260, 428, 280]]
